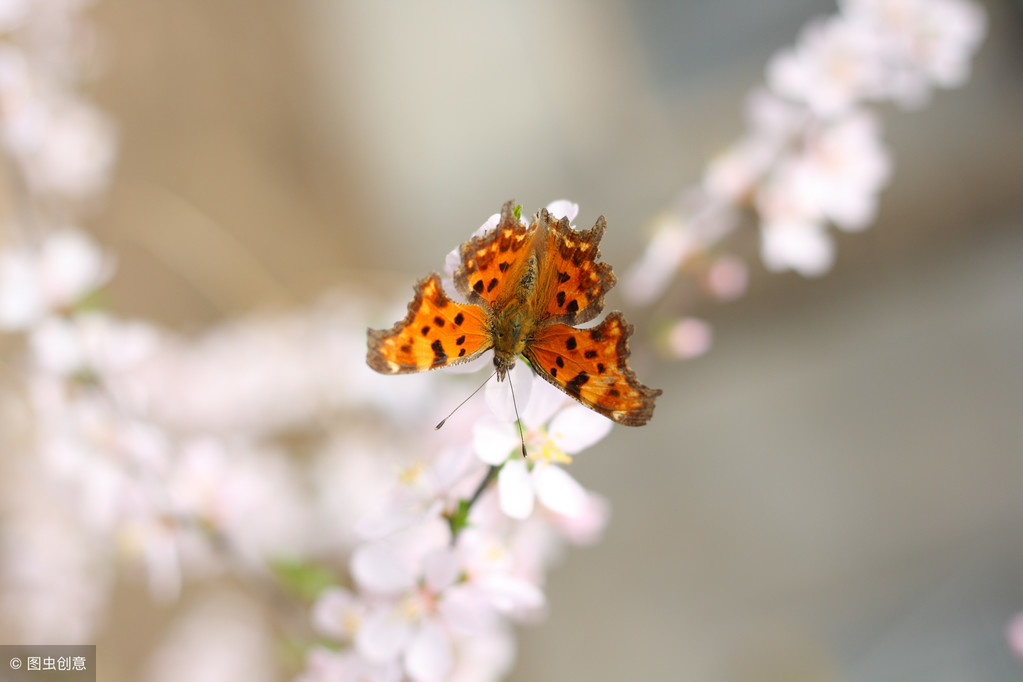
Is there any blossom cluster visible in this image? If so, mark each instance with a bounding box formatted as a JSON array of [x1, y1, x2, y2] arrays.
[[0, 0, 996, 680], [297, 202, 613, 682], [624, 0, 986, 353]]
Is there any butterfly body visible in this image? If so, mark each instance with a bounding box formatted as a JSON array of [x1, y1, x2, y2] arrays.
[[367, 201, 661, 426]]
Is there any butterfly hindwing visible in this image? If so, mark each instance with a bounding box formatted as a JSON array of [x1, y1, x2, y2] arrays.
[[526, 312, 661, 426], [537, 210, 616, 326], [367, 274, 491, 374], [453, 201, 537, 310]]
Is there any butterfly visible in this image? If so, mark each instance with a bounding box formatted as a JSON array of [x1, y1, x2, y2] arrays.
[[366, 201, 661, 426]]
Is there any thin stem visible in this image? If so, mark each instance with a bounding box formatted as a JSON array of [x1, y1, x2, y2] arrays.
[[468, 464, 499, 509], [448, 464, 501, 542]]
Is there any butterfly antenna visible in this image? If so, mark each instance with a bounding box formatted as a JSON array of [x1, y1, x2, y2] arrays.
[[507, 372, 528, 458], [435, 368, 498, 430]]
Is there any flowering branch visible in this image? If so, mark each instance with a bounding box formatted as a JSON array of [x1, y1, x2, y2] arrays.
[[623, 0, 986, 359]]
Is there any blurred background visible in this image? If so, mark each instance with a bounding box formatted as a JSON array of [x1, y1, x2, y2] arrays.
[[11, 0, 1023, 679]]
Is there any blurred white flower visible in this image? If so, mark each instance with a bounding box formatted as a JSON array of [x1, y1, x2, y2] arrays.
[[0, 0, 29, 31], [760, 217, 835, 277], [0, 228, 111, 330], [752, 109, 890, 276], [841, 0, 987, 106], [768, 15, 884, 117], [20, 96, 116, 199], [792, 111, 892, 231], [356, 445, 482, 540], [0, 458, 112, 643], [312, 587, 365, 641], [165, 438, 311, 570], [29, 313, 160, 376], [346, 534, 539, 682], [295, 647, 401, 682]]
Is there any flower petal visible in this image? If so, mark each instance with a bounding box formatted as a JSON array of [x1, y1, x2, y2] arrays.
[[533, 465, 587, 518], [760, 219, 835, 277], [519, 375, 567, 431], [421, 547, 459, 593], [547, 406, 613, 454], [405, 619, 453, 681], [351, 544, 414, 595], [311, 587, 362, 640], [497, 460, 534, 520], [477, 572, 546, 614], [356, 606, 412, 663], [544, 199, 579, 225], [438, 584, 499, 635], [484, 362, 532, 422], [472, 416, 518, 465]]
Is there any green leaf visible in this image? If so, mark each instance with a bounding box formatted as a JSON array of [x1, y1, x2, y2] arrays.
[[73, 288, 108, 314], [447, 499, 472, 537], [270, 558, 340, 602], [513, 204, 522, 221]]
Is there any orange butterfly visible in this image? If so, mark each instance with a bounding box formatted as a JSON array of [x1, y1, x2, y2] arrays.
[[366, 201, 661, 426]]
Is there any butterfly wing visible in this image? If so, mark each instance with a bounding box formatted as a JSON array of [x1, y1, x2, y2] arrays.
[[535, 209, 615, 326], [453, 201, 538, 309], [367, 274, 491, 374], [525, 312, 661, 426]]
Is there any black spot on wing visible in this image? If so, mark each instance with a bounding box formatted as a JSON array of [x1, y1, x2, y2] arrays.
[[566, 299, 579, 315], [556, 291, 566, 307], [565, 371, 590, 397], [584, 350, 597, 359], [555, 356, 564, 368], [557, 271, 570, 284], [473, 280, 485, 294], [454, 312, 465, 326], [566, 337, 577, 351], [431, 339, 447, 364], [456, 335, 465, 345], [487, 277, 499, 292], [433, 316, 445, 327], [421, 326, 430, 336]]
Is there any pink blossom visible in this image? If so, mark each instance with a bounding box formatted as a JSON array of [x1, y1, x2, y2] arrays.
[[666, 317, 713, 359], [705, 255, 748, 302], [1008, 613, 1023, 660]]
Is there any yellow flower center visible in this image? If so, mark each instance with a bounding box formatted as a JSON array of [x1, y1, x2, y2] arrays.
[[343, 610, 361, 634], [536, 438, 572, 465], [398, 460, 426, 486]]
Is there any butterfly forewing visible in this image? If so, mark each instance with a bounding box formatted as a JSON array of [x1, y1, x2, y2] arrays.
[[367, 274, 491, 374], [526, 313, 661, 426], [453, 202, 538, 309], [536, 210, 616, 327]]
